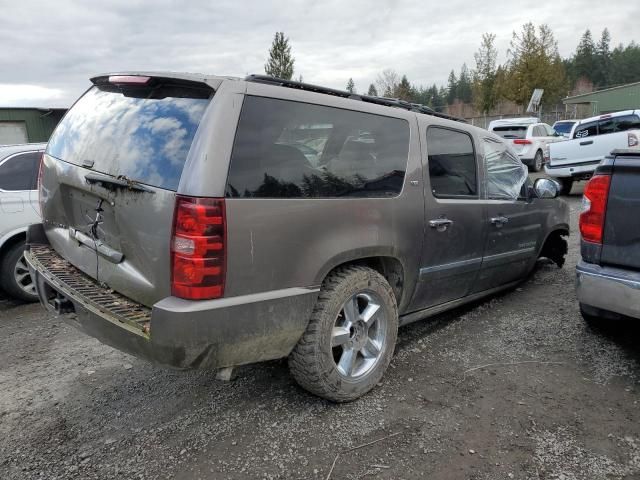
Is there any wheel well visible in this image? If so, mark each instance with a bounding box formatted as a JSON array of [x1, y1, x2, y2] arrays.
[[0, 233, 26, 262], [326, 257, 405, 306], [539, 229, 569, 268]]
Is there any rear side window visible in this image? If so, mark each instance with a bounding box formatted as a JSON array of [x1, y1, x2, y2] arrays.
[[491, 126, 527, 139], [0, 152, 41, 191], [426, 127, 477, 198], [574, 121, 598, 138], [599, 114, 640, 134], [226, 96, 409, 198], [47, 84, 211, 191]]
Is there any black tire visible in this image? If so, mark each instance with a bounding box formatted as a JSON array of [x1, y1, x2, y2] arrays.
[[1, 241, 38, 302], [288, 266, 398, 402], [530, 150, 544, 172], [557, 178, 573, 196]]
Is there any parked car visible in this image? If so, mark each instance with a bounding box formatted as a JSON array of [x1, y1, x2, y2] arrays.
[[25, 73, 569, 401], [488, 118, 562, 172], [577, 149, 640, 324], [552, 119, 578, 138], [0, 143, 44, 301], [546, 110, 640, 195]]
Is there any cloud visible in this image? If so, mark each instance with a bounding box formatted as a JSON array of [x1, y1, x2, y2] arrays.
[[1, 0, 639, 107], [0, 85, 67, 108]]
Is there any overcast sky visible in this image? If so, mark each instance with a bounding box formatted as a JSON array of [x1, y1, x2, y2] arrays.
[[1, 0, 638, 108]]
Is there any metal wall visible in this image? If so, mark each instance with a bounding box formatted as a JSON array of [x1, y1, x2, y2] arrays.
[[563, 83, 640, 116], [0, 108, 66, 143]]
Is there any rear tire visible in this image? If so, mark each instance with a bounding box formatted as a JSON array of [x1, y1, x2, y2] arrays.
[[1, 241, 38, 302], [288, 266, 398, 402], [557, 178, 573, 195], [530, 150, 544, 172]]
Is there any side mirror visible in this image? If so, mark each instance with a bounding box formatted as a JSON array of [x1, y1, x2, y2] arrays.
[[533, 177, 559, 199]]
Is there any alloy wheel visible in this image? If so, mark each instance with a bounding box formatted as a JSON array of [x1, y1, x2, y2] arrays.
[[14, 254, 36, 296]]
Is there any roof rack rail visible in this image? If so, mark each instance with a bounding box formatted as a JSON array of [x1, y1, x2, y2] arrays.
[[245, 74, 466, 123]]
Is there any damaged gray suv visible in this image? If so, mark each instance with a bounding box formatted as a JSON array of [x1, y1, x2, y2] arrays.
[[26, 73, 569, 401]]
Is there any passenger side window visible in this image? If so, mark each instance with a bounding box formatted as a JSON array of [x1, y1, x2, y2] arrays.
[[532, 126, 543, 137], [574, 122, 598, 138], [483, 139, 528, 200], [226, 96, 409, 198], [0, 152, 41, 191], [426, 127, 477, 198], [612, 115, 640, 132]]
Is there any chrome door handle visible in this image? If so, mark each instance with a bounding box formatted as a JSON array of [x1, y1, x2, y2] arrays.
[[428, 218, 453, 232], [490, 216, 509, 227]]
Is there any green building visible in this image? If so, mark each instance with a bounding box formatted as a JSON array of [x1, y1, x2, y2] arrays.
[[0, 107, 67, 145], [563, 82, 640, 117]]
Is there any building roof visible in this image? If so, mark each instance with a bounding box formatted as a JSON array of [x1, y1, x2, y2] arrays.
[[563, 81, 640, 103]]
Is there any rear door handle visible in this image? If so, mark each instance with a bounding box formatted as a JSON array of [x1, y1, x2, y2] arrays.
[[428, 218, 453, 232], [579, 140, 593, 146], [490, 216, 509, 227]]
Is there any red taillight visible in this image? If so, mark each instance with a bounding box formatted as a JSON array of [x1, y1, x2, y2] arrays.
[[579, 174, 611, 244], [513, 139, 532, 145], [108, 75, 150, 85], [171, 196, 226, 300], [37, 154, 45, 217]]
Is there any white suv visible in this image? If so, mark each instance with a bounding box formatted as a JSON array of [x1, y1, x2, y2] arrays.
[[488, 118, 563, 171], [0, 143, 44, 301]]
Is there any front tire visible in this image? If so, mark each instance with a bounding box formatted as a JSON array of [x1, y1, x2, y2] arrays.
[[289, 266, 398, 402], [1, 241, 38, 302]]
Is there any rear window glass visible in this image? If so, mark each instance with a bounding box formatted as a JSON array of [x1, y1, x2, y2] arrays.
[[226, 96, 409, 198], [491, 126, 527, 139], [46, 84, 211, 191], [599, 114, 640, 134]]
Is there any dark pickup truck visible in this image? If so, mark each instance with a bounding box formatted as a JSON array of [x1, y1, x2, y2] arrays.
[[577, 149, 640, 322]]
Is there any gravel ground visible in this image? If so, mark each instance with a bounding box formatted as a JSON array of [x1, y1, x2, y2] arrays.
[[3, 184, 640, 480]]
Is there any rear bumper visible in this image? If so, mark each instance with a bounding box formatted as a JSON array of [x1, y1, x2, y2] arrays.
[[545, 160, 600, 179], [25, 231, 319, 369], [576, 260, 640, 320]]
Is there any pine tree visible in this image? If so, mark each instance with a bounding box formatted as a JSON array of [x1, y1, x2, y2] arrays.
[[594, 28, 611, 87], [457, 64, 473, 103], [346, 78, 355, 93], [446, 70, 457, 104], [574, 29, 596, 83], [367, 84, 378, 96], [264, 32, 295, 80], [396, 75, 412, 101], [473, 33, 498, 114]]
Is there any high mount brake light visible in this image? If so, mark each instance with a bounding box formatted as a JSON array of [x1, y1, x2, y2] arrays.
[[108, 75, 151, 85], [171, 196, 226, 300], [579, 174, 611, 244]]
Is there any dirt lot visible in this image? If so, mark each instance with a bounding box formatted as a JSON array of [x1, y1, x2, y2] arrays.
[[2, 185, 640, 480]]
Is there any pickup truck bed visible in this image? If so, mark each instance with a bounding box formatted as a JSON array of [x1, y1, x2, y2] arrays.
[[576, 149, 640, 321]]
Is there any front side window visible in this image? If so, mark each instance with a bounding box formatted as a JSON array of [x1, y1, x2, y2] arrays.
[[426, 127, 477, 198], [483, 138, 528, 200], [574, 121, 598, 138], [553, 122, 574, 135], [0, 152, 41, 191], [226, 96, 409, 198]]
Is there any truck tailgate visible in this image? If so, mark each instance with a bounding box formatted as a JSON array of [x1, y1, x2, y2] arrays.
[[601, 153, 640, 270]]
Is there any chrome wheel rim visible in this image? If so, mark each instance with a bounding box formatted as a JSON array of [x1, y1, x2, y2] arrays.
[[14, 254, 36, 296], [331, 291, 386, 379]]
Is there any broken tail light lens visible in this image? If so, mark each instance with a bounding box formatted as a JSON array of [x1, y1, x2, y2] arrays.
[[171, 196, 226, 300], [579, 174, 611, 244]]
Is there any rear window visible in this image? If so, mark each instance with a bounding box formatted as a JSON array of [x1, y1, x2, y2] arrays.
[[491, 126, 527, 139], [46, 84, 211, 191], [226, 96, 409, 198]]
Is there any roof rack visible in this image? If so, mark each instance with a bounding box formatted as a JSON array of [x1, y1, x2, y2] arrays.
[[245, 74, 466, 123]]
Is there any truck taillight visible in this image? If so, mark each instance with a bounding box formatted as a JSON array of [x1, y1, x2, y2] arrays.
[[513, 139, 532, 145], [171, 196, 226, 300], [579, 174, 611, 244], [628, 133, 639, 147]]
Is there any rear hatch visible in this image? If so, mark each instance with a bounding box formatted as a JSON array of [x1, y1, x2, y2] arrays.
[[41, 75, 213, 306], [490, 125, 529, 155], [601, 152, 640, 270]]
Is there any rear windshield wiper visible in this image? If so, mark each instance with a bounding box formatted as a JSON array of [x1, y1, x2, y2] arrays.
[[85, 173, 155, 193]]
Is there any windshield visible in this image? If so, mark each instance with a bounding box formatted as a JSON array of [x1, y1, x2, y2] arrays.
[[553, 122, 575, 135], [47, 84, 211, 191], [491, 126, 527, 139]]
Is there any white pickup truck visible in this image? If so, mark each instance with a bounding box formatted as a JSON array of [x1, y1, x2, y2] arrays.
[[545, 110, 640, 194]]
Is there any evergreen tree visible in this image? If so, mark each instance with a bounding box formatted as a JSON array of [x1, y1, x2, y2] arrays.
[[574, 29, 596, 83], [473, 33, 498, 114], [446, 70, 458, 104], [396, 75, 413, 101], [457, 64, 473, 103], [367, 83, 378, 96], [346, 78, 355, 93], [264, 32, 295, 80], [594, 28, 611, 87]]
